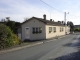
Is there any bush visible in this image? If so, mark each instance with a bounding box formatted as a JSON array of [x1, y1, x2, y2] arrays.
[[74, 28, 80, 32], [12, 34, 20, 45], [0, 24, 20, 49]]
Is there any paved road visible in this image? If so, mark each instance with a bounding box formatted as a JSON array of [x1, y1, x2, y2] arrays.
[[0, 33, 80, 60]]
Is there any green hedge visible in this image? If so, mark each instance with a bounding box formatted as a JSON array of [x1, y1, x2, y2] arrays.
[[74, 28, 80, 32], [0, 24, 20, 49]]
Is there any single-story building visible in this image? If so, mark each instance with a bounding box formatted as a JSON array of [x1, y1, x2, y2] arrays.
[[18, 14, 70, 41], [74, 25, 80, 29]]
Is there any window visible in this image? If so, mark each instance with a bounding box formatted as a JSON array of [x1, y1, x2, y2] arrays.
[[36, 28, 38, 34], [49, 27, 52, 33], [60, 27, 64, 32], [62, 27, 64, 31], [39, 27, 42, 33], [60, 27, 62, 32], [32, 27, 42, 34], [53, 27, 56, 32], [32, 27, 36, 34]]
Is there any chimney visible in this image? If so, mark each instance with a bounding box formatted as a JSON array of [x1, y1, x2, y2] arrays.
[[58, 21, 61, 23], [43, 14, 46, 20], [50, 19, 52, 21]]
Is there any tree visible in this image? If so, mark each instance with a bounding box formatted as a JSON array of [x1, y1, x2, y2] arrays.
[[6, 21, 15, 32], [0, 19, 3, 22], [0, 17, 21, 34], [67, 21, 74, 32], [6, 21, 21, 34], [6, 17, 10, 21], [14, 22, 21, 34]]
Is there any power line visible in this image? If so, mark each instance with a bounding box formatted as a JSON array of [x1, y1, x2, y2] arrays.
[[40, 0, 64, 13], [40, 0, 80, 19]]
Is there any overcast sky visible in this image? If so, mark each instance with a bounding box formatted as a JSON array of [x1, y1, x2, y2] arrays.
[[0, 0, 80, 25]]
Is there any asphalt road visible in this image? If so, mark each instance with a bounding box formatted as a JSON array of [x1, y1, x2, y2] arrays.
[[0, 33, 80, 60]]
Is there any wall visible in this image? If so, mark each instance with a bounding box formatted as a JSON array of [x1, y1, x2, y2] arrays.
[[66, 26, 70, 34], [18, 33, 21, 40], [46, 25, 65, 39], [21, 18, 46, 41]]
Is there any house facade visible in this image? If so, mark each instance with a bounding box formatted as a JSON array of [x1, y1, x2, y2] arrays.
[[19, 14, 70, 41]]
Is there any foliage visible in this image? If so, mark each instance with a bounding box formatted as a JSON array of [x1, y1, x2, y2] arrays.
[[74, 28, 80, 32], [6, 21, 15, 32], [0, 24, 20, 49], [0, 18, 21, 34], [14, 22, 21, 34], [67, 21, 74, 32]]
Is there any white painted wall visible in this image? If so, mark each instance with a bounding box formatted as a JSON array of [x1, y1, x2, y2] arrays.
[[21, 18, 46, 41]]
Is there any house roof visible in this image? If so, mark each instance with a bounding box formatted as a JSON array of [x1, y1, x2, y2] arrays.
[[22, 17, 65, 26]]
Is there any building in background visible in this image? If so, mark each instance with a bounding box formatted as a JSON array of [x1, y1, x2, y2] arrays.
[[74, 25, 80, 29]]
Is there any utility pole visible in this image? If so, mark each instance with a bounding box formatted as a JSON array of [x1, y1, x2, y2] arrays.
[[64, 12, 66, 35]]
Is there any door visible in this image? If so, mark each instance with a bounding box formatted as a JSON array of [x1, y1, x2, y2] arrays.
[[25, 27, 30, 39]]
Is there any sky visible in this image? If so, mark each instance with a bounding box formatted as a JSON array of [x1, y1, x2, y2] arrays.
[[0, 0, 80, 25]]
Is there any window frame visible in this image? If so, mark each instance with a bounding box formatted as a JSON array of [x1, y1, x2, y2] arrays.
[[49, 27, 52, 33], [53, 27, 56, 32], [62, 27, 64, 31], [32, 27, 42, 34], [32, 27, 36, 34], [39, 27, 42, 33], [36, 27, 38, 34], [60, 27, 62, 32]]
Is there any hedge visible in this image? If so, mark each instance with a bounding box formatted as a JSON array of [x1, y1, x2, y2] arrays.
[[0, 24, 20, 49]]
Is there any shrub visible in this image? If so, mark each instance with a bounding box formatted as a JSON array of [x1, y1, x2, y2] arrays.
[[0, 24, 20, 49], [74, 28, 80, 32], [12, 34, 20, 45]]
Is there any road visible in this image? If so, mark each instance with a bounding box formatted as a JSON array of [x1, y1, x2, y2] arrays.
[[0, 33, 80, 60]]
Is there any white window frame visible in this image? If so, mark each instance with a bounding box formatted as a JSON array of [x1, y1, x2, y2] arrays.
[[49, 27, 52, 33], [53, 27, 56, 32]]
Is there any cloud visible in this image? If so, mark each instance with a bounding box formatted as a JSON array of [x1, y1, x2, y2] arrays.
[[0, 0, 50, 22], [0, 0, 64, 22], [0, 0, 80, 25]]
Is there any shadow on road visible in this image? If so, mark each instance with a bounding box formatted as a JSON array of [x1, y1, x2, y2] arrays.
[[50, 51, 80, 60]]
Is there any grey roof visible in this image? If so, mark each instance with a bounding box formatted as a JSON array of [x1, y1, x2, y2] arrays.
[[22, 17, 65, 26], [74, 25, 80, 28]]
